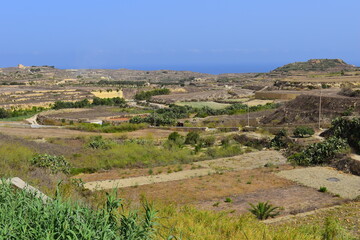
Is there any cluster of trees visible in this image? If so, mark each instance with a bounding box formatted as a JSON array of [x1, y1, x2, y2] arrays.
[[194, 102, 279, 118], [130, 103, 279, 126], [130, 105, 192, 126], [53, 97, 126, 110], [134, 88, 170, 101], [0, 81, 26, 85], [0, 106, 45, 119]]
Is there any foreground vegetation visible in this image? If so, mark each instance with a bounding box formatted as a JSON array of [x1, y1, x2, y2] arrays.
[[157, 204, 356, 240], [0, 183, 157, 239]]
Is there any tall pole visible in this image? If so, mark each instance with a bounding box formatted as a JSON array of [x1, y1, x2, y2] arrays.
[[247, 104, 250, 127], [153, 107, 156, 127], [318, 88, 322, 129]]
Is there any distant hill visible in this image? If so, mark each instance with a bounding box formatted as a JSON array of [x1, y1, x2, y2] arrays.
[[271, 59, 358, 73]]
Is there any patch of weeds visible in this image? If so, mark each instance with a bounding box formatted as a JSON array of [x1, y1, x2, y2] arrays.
[[319, 186, 327, 192], [224, 197, 232, 203], [174, 165, 183, 172], [148, 168, 153, 175], [246, 181, 252, 184], [213, 201, 220, 207], [264, 162, 275, 168], [72, 153, 82, 158], [31, 154, 70, 174]]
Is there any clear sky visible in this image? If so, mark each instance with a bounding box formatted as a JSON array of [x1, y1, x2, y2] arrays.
[[1, 0, 359, 74]]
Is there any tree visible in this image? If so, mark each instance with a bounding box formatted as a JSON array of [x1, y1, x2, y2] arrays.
[[293, 126, 315, 138]]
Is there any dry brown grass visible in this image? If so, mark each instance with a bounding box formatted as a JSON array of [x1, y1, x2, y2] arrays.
[[117, 166, 294, 204]]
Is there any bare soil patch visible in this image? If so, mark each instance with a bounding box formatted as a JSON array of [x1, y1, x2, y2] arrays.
[[196, 185, 346, 216], [277, 167, 360, 199], [116, 166, 294, 204]]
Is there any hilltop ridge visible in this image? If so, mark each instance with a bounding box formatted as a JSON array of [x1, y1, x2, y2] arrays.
[[271, 59, 358, 73]]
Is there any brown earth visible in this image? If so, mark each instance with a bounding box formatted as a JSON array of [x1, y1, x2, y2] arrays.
[[116, 166, 295, 204], [261, 94, 360, 126], [196, 185, 346, 216]]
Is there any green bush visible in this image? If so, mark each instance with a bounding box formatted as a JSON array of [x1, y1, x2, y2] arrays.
[[201, 136, 216, 147], [185, 131, 200, 145], [30, 154, 71, 174], [329, 117, 360, 153], [288, 137, 348, 166], [293, 126, 315, 138], [270, 129, 288, 149], [87, 136, 114, 150]]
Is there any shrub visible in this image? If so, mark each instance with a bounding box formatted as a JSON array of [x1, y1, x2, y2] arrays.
[[288, 137, 348, 166], [293, 126, 315, 138], [87, 136, 114, 150], [185, 131, 200, 145], [319, 186, 328, 192], [270, 129, 288, 149], [329, 117, 360, 153], [201, 136, 216, 147], [30, 154, 71, 174], [167, 132, 184, 146], [248, 201, 280, 220]]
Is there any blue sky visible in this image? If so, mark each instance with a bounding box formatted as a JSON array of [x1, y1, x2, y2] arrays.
[[1, 0, 359, 73]]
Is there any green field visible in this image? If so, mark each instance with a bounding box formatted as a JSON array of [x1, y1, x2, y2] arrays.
[[175, 101, 231, 109]]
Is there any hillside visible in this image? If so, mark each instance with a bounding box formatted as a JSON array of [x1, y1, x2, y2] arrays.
[[271, 59, 357, 73]]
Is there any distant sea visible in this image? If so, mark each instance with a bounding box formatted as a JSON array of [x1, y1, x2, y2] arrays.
[[113, 64, 280, 75], [79, 63, 281, 75]]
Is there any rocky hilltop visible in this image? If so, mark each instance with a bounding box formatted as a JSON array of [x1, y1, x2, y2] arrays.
[[271, 59, 358, 73]]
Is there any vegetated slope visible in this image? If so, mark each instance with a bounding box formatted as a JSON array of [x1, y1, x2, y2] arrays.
[[271, 59, 358, 73], [261, 94, 360, 125]]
